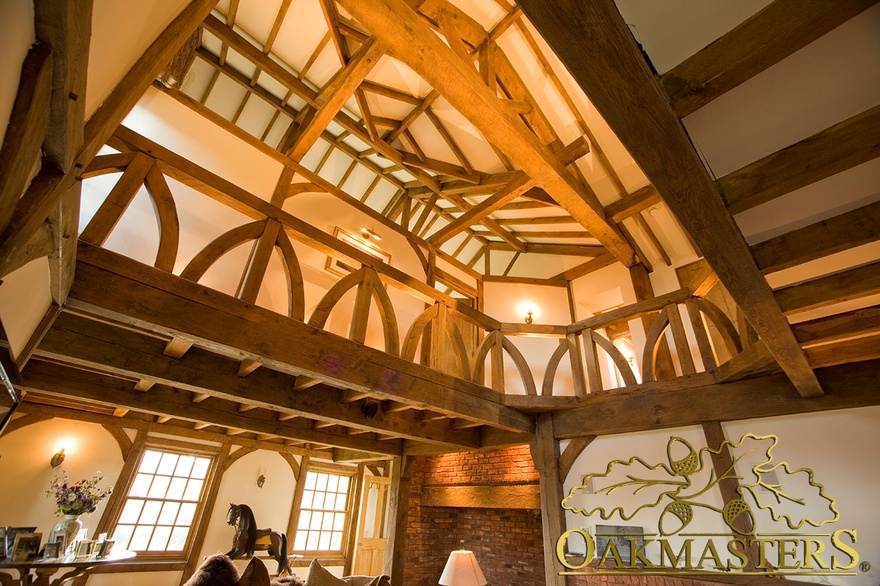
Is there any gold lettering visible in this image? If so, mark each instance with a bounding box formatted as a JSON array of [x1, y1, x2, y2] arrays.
[[556, 529, 594, 570], [803, 539, 829, 569], [660, 539, 693, 569], [831, 529, 858, 569], [697, 539, 723, 569], [598, 538, 624, 567], [777, 539, 801, 569], [726, 538, 749, 570], [629, 539, 655, 568], [755, 538, 774, 569]]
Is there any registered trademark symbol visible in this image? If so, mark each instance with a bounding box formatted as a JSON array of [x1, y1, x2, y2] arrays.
[[859, 561, 871, 573]]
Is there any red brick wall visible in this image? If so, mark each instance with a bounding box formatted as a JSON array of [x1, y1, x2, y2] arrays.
[[402, 446, 736, 586], [404, 445, 545, 585]]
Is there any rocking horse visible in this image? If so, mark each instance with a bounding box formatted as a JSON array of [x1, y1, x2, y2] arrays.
[[226, 503, 291, 576]]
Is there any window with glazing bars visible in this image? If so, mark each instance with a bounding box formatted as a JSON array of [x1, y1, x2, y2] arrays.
[[112, 449, 212, 552], [293, 471, 351, 552]]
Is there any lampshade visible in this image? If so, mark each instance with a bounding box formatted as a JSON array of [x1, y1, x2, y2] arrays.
[[438, 549, 487, 586]]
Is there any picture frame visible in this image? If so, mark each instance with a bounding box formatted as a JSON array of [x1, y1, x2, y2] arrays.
[[5, 527, 36, 559], [11, 532, 41, 561], [74, 539, 96, 559], [52, 534, 68, 555], [0, 527, 6, 560], [595, 524, 645, 565], [42, 541, 61, 560], [96, 539, 115, 558]]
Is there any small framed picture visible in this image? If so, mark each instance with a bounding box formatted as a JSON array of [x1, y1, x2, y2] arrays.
[[53, 534, 68, 555], [43, 541, 61, 560], [5, 527, 36, 559], [75, 539, 96, 558], [11, 532, 42, 561], [0, 527, 6, 560], [96, 539, 115, 558]]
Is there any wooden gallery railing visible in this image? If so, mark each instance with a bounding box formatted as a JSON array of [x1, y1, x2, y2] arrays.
[[80, 127, 746, 402]]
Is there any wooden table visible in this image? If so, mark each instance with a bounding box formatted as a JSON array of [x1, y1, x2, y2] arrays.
[[0, 549, 136, 586]]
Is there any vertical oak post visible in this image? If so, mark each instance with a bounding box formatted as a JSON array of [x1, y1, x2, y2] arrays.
[[531, 413, 566, 586]]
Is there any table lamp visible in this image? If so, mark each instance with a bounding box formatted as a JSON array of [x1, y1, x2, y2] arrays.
[[438, 541, 487, 585]]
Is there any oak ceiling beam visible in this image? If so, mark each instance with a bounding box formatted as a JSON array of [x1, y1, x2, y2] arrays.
[[68, 243, 532, 434], [774, 261, 880, 315], [791, 305, 880, 345], [22, 359, 402, 455], [751, 200, 880, 274], [662, 0, 878, 117], [719, 104, 880, 215], [337, 0, 636, 267], [428, 175, 535, 246], [551, 359, 880, 439], [16, 400, 337, 460], [284, 38, 384, 161], [519, 0, 824, 397], [35, 312, 483, 449]]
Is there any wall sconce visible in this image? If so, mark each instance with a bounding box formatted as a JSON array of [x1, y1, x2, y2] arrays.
[[257, 473, 266, 489], [360, 227, 382, 241], [439, 540, 487, 586], [50, 448, 66, 469], [524, 310, 533, 325]]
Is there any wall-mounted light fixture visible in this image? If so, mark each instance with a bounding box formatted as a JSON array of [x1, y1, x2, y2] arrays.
[[524, 310, 533, 325], [360, 227, 382, 241], [257, 472, 266, 489], [50, 448, 66, 469]]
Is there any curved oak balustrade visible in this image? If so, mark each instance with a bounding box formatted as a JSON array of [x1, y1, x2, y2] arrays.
[[80, 127, 752, 401]]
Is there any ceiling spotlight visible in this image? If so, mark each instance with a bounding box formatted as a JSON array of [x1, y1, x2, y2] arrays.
[[360, 227, 382, 241]]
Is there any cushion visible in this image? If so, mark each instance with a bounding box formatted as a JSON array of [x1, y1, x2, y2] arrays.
[[238, 557, 271, 586], [304, 559, 346, 586], [183, 554, 240, 586], [341, 576, 390, 586]]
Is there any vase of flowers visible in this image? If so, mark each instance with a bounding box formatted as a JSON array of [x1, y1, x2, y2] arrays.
[[46, 473, 113, 552]]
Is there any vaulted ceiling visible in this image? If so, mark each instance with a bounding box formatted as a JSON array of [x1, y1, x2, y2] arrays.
[[1, 0, 878, 460]]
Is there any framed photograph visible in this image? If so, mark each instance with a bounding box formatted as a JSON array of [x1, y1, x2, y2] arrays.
[[595, 525, 645, 565], [42, 541, 61, 560], [0, 527, 6, 560], [11, 532, 41, 561], [5, 527, 36, 559], [52, 534, 67, 555], [96, 539, 115, 558], [75, 539, 96, 558]]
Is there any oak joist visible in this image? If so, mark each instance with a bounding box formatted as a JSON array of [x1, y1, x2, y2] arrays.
[[662, 0, 879, 117]]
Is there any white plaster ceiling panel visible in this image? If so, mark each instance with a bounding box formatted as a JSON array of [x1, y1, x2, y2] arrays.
[[232, 0, 285, 48], [764, 241, 880, 291], [736, 157, 880, 244], [223, 47, 259, 79], [204, 73, 249, 121], [683, 4, 880, 178], [87, 0, 190, 116], [366, 58, 432, 101], [180, 57, 215, 102], [125, 88, 284, 200], [236, 93, 277, 139], [613, 0, 772, 74], [270, 0, 330, 73]]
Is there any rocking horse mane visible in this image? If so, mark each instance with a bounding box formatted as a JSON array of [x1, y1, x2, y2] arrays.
[[230, 503, 258, 556]]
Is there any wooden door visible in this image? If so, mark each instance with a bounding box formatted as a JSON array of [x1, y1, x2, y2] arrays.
[[352, 476, 390, 576]]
